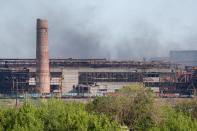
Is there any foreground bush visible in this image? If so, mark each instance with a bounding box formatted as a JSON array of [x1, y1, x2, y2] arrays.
[[87, 84, 197, 130], [175, 99, 197, 119], [87, 84, 157, 130], [1, 84, 197, 131], [0, 100, 120, 131], [148, 104, 197, 131]]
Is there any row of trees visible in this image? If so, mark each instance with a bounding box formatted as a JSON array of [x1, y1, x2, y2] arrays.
[[1, 83, 197, 130], [0, 100, 120, 131]]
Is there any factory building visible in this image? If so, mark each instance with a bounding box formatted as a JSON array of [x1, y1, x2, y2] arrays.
[[0, 58, 179, 96], [0, 19, 195, 97]]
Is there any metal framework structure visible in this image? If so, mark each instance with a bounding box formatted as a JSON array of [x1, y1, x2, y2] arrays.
[[1, 58, 195, 97], [0, 68, 29, 94], [79, 72, 143, 84], [0, 58, 177, 68]]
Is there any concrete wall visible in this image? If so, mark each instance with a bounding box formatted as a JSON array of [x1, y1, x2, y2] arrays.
[[96, 82, 135, 92], [62, 68, 78, 93]]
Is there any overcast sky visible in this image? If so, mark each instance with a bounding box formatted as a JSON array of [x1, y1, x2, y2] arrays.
[[0, 0, 197, 59]]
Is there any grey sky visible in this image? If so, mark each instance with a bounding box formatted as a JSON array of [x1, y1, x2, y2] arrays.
[[0, 0, 197, 59]]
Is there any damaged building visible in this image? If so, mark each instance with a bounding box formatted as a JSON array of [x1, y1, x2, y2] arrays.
[[0, 58, 182, 97], [0, 19, 196, 98]]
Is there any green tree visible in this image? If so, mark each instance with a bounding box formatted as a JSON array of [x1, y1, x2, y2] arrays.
[[87, 84, 156, 130]]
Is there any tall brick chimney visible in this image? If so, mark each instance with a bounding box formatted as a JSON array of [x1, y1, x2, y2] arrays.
[[36, 19, 50, 93]]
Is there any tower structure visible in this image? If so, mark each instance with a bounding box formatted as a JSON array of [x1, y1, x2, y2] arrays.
[[36, 19, 50, 93]]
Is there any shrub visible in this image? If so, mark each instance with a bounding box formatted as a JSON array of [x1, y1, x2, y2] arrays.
[[0, 99, 120, 131], [149, 106, 197, 131], [87, 84, 197, 130], [87, 84, 156, 130], [175, 99, 197, 119]]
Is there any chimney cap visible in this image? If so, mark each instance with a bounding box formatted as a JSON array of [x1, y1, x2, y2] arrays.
[[37, 18, 48, 29]]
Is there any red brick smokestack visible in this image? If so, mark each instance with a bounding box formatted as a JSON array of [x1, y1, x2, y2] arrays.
[[36, 19, 50, 93]]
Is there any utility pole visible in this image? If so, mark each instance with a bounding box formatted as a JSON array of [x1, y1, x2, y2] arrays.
[[12, 78, 15, 98], [60, 68, 64, 99], [15, 79, 18, 107]]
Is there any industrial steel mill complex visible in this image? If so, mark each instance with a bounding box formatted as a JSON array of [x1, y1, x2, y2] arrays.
[[0, 19, 197, 98]]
